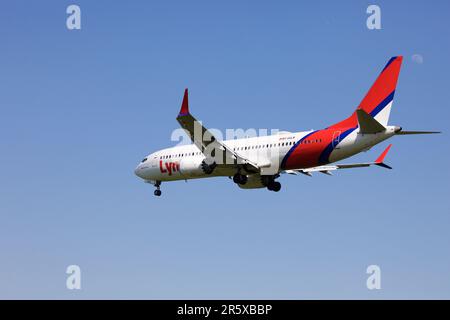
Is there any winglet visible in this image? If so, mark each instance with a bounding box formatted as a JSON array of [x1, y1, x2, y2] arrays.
[[178, 88, 189, 116], [375, 144, 393, 169]]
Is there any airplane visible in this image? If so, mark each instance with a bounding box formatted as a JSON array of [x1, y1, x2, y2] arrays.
[[134, 56, 439, 196]]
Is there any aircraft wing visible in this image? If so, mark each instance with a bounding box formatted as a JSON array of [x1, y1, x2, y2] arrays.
[[176, 89, 259, 172], [396, 130, 441, 135], [284, 144, 393, 176]]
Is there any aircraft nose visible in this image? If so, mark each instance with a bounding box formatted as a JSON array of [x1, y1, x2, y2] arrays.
[[134, 165, 143, 178]]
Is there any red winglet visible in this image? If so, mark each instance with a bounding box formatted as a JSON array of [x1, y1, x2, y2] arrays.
[[375, 144, 392, 163], [179, 88, 189, 116]]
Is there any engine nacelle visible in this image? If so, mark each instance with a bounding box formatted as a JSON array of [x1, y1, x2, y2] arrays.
[[179, 157, 207, 177], [238, 174, 266, 189]]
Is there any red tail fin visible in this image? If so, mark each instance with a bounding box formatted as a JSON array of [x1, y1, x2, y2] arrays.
[[329, 56, 403, 129]]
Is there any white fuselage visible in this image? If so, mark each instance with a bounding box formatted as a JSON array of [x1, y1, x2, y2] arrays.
[[134, 126, 397, 183]]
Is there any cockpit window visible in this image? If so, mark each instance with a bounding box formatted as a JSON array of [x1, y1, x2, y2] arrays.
[[141, 157, 147, 163]]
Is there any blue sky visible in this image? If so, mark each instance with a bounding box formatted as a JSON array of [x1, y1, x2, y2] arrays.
[[1, 1, 449, 299]]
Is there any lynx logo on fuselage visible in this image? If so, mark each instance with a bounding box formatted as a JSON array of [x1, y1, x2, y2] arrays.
[[159, 160, 180, 176]]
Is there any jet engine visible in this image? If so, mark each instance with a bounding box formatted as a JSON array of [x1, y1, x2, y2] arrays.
[[179, 157, 216, 177]]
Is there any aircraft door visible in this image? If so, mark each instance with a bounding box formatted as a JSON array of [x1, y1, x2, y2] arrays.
[[151, 154, 158, 168]]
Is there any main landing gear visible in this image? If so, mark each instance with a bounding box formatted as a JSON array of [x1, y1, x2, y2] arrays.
[[267, 181, 281, 192], [153, 181, 162, 196], [233, 173, 248, 185], [261, 175, 281, 192]]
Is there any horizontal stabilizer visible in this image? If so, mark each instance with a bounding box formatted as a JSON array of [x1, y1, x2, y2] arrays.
[[356, 109, 386, 134]]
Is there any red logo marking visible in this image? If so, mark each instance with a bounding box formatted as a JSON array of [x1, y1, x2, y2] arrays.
[[159, 160, 180, 176]]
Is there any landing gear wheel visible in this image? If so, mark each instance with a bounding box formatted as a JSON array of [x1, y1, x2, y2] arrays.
[[233, 173, 247, 185], [153, 181, 162, 196], [267, 181, 281, 192], [271, 181, 281, 192]]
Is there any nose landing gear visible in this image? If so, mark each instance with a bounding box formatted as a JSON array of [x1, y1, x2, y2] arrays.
[[153, 181, 162, 196]]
